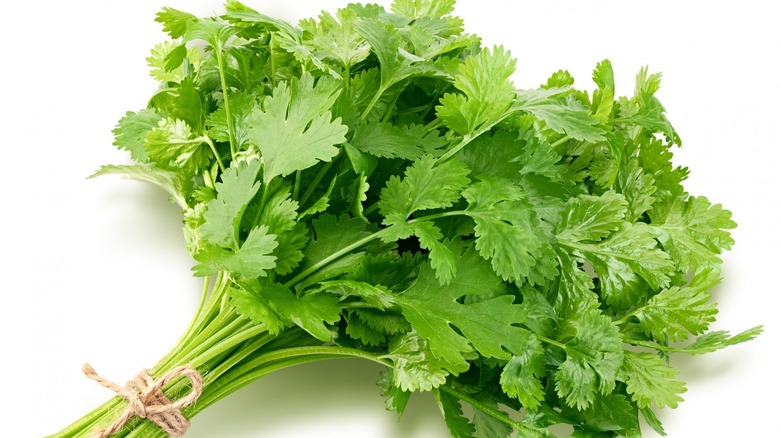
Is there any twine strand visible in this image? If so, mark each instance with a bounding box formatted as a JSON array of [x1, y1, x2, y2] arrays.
[[82, 363, 203, 437]]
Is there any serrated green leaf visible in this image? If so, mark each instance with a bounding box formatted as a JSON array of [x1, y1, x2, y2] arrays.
[[634, 269, 719, 342], [144, 118, 212, 173], [229, 285, 285, 334], [515, 89, 605, 143], [112, 109, 166, 162], [155, 7, 197, 39], [615, 159, 656, 223], [201, 159, 262, 249], [650, 195, 736, 272], [90, 164, 191, 209], [619, 351, 686, 409], [206, 90, 257, 151], [247, 73, 347, 183], [378, 370, 411, 419], [147, 41, 187, 83], [457, 129, 562, 181], [303, 214, 371, 269], [463, 178, 557, 285], [345, 311, 386, 346], [379, 221, 457, 284], [563, 393, 640, 434], [474, 408, 513, 438], [500, 334, 546, 409], [193, 225, 278, 278], [354, 17, 437, 95], [261, 282, 341, 341], [379, 155, 471, 225], [350, 121, 438, 160], [554, 310, 624, 410], [300, 8, 370, 71], [399, 244, 529, 372], [562, 223, 674, 308], [317, 280, 396, 310], [385, 332, 449, 392], [436, 46, 516, 136], [434, 389, 475, 438], [678, 326, 763, 355], [392, 0, 456, 19], [556, 191, 628, 243]]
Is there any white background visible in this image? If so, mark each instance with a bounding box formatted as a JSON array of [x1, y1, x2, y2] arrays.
[[1, 1, 777, 437]]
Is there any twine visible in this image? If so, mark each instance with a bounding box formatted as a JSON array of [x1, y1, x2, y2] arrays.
[[82, 363, 203, 438]]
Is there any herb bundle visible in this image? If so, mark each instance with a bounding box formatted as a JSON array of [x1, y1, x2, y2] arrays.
[[51, 1, 761, 436]]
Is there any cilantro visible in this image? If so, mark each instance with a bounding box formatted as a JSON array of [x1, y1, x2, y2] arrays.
[[63, 1, 760, 437]]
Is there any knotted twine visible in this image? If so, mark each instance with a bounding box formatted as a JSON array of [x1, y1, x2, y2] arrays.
[[82, 363, 203, 437]]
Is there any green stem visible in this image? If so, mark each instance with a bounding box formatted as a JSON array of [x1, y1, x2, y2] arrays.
[[283, 231, 382, 288], [615, 308, 641, 326], [550, 135, 571, 149], [299, 159, 336, 207], [359, 85, 387, 123], [625, 339, 682, 353], [437, 386, 543, 436], [215, 41, 238, 159], [203, 136, 226, 172], [407, 210, 464, 224], [293, 170, 302, 201], [188, 323, 267, 368], [436, 109, 516, 163], [536, 335, 568, 350]]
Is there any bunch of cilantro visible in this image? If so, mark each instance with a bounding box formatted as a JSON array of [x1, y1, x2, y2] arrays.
[[51, 1, 761, 437]]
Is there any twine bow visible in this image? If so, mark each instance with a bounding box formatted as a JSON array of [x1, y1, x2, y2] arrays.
[[82, 363, 203, 438]]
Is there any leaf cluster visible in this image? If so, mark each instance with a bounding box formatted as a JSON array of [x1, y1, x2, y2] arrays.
[[98, 1, 760, 437]]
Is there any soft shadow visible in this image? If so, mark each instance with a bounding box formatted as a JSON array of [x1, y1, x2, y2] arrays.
[[187, 358, 449, 438]]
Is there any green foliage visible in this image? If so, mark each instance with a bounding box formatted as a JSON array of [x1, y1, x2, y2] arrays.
[[89, 1, 759, 437]]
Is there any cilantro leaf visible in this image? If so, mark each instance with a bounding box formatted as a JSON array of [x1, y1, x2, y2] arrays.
[[354, 18, 436, 98], [514, 88, 606, 143], [556, 191, 628, 243], [391, 0, 456, 19], [90, 164, 191, 209], [436, 46, 517, 136], [378, 220, 457, 284], [379, 155, 471, 224], [317, 280, 396, 310], [384, 331, 449, 392], [676, 326, 763, 355], [398, 244, 530, 372], [650, 195, 736, 272], [619, 351, 686, 409], [457, 130, 562, 181], [155, 7, 197, 39], [144, 118, 212, 174], [299, 8, 370, 71], [474, 407, 513, 438], [147, 41, 187, 83], [112, 109, 166, 162], [434, 389, 475, 438], [561, 223, 674, 308], [350, 121, 438, 160], [193, 225, 278, 278], [201, 159, 262, 249], [378, 370, 412, 417], [206, 90, 257, 151], [500, 334, 547, 409], [554, 310, 624, 410], [231, 281, 341, 341], [615, 159, 656, 223], [634, 269, 719, 342], [463, 178, 557, 285], [247, 73, 347, 183]]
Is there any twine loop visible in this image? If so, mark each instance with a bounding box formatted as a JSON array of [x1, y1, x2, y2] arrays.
[[82, 363, 203, 437]]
